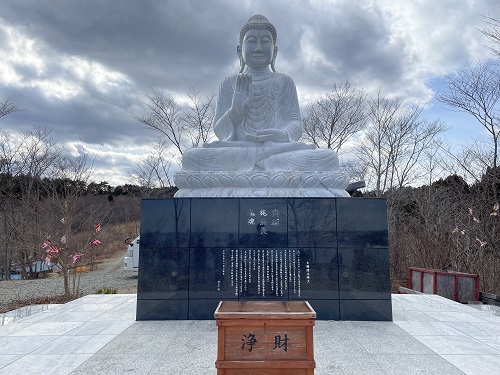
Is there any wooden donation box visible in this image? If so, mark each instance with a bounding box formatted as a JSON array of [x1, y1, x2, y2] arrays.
[[214, 301, 316, 375]]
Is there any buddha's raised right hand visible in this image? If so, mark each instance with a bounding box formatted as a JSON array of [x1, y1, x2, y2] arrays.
[[229, 73, 253, 123]]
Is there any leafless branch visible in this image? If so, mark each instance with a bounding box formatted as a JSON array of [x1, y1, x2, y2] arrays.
[[480, 14, 500, 57], [357, 90, 447, 196], [135, 89, 185, 155], [184, 86, 216, 148], [0, 98, 21, 121], [302, 80, 367, 153], [437, 60, 500, 198]]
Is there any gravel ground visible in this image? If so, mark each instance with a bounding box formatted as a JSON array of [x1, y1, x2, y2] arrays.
[[0, 253, 138, 312]]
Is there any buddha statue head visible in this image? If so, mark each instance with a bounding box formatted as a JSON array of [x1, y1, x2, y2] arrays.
[[237, 14, 278, 73]]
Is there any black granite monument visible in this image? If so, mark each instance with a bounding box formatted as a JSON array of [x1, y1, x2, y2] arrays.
[[136, 197, 392, 320]]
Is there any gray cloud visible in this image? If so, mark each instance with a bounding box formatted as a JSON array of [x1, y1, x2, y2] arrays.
[[0, 0, 247, 92], [0, 0, 498, 185]]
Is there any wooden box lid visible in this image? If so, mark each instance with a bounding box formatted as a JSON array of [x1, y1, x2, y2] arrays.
[[214, 301, 316, 320]]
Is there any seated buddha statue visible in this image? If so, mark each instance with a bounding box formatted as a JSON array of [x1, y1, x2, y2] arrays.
[[175, 15, 348, 197], [181, 14, 339, 172]]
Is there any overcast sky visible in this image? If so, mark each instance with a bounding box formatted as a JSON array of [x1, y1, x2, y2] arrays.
[[0, 0, 498, 186]]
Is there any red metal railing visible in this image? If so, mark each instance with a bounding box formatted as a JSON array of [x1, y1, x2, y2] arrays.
[[408, 267, 480, 302]]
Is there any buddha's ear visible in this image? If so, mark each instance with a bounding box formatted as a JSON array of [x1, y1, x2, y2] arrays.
[[237, 45, 245, 73], [271, 45, 278, 72]]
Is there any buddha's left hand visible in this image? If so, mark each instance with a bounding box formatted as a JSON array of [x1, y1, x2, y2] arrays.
[[246, 129, 289, 142]]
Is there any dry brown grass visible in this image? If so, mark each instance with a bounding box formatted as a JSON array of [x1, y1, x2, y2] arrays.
[[96, 221, 140, 259]]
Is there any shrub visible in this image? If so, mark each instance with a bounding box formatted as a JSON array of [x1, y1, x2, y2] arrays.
[[95, 287, 118, 294]]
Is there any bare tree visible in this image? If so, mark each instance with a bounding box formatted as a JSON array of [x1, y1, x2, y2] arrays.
[[184, 86, 216, 148], [0, 126, 61, 280], [481, 14, 500, 56], [0, 130, 19, 281], [134, 87, 216, 190], [340, 160, 367, 185], [302, 81, 367, 153], [0, 100, 21, 280], [0, 98, 21, 121], [437, 60, 500, 199], [135, 89, 184, 155], [442, 138, 500, 286], [439, 139, 494, 187], [40, 149, 112, 297], [135, 87, 216, 155], [132, 139, 175, 196], [357, 90, 447, 196], [13, 127, 62, 278]]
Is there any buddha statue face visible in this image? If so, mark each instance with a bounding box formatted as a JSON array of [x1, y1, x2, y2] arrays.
[[241, 28, 274, 70], [237, 14, 278, 73]]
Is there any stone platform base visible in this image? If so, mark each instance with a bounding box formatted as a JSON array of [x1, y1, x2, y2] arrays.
[[174, 171, 350, 197]]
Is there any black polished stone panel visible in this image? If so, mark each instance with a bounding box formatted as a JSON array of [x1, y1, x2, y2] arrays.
[[140, 199, 191, 248], [189, 299, 236, 320], [338, 247, 391, 300], [137, 247, 189, 299], [239, 199, 287, 248], [190, 198, 238, 248], [308, 299, 340, 320], [339, 299, 393, 321], [289, 248, 340, 300], [136, 299, 188, 320], [137, 197, 392, 321], [189, 247, 235, 300], [288, 199, 337, 248], [337, 198, 388, 248]]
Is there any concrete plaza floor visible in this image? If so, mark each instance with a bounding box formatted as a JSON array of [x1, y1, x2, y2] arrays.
[[0, 294, 499, 374]]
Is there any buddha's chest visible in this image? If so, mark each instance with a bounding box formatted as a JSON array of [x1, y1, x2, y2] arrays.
[[247, 79, 279, 119]]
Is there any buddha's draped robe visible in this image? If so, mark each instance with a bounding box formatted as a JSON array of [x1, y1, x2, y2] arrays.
[[181, 72, 339, 172]]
